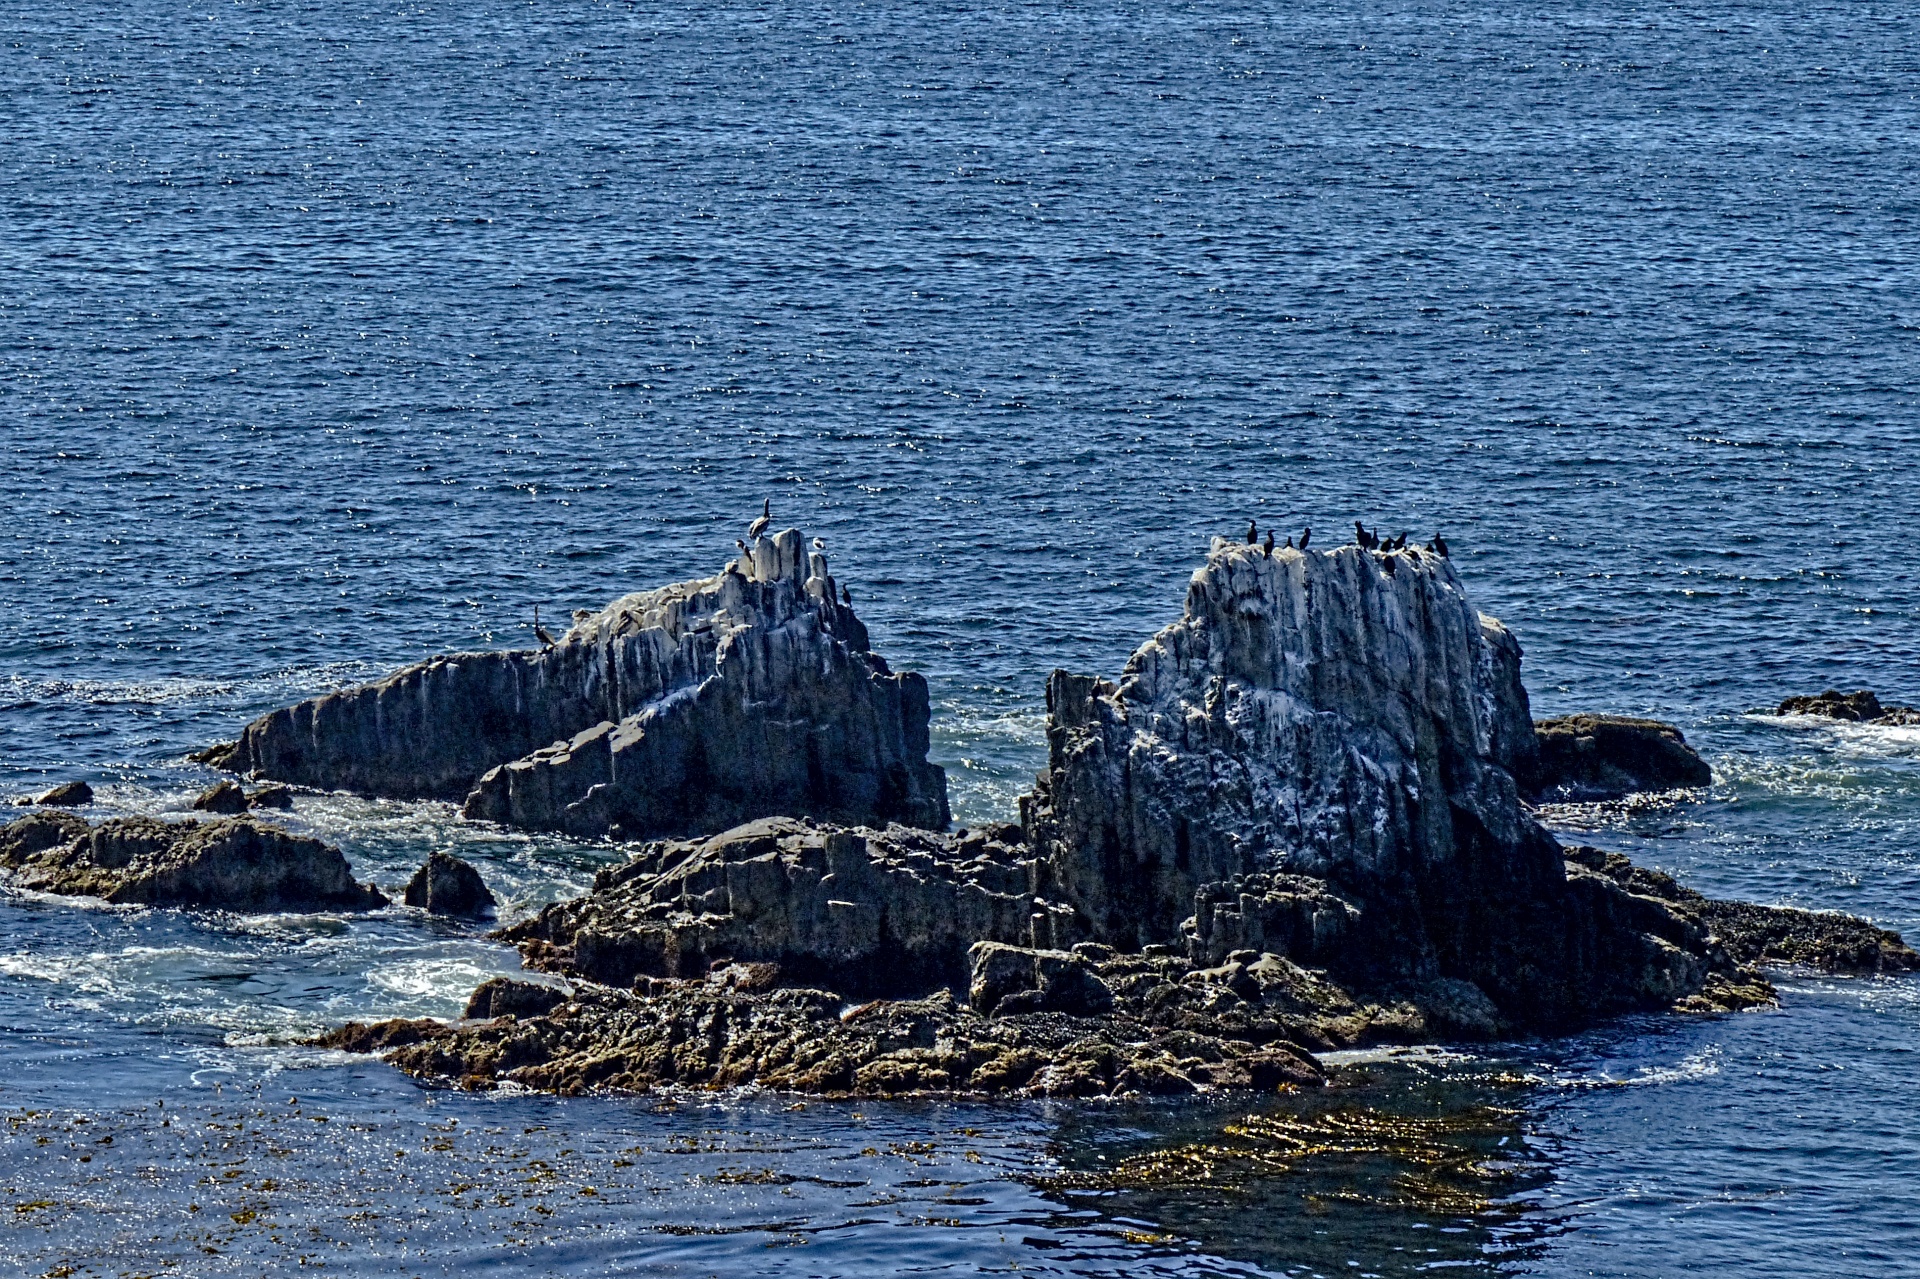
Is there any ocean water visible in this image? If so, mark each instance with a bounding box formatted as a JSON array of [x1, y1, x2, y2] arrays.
[[4, 0, 1919, 1273]]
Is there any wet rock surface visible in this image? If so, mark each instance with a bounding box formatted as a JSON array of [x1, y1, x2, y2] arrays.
[[1777, 688, 1920, 726], [1526, 714, 1714, 801], [403, 851, 496, 918], [0, 811, 386, 912], [200, 528, 948, 842], [14, 781, 93, 807]]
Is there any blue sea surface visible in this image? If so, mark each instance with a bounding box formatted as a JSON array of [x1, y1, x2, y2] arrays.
[[3, 0, 1919, 1273]]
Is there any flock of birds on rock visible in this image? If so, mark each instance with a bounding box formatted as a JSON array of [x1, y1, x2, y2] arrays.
[[530, 499, 1455, 650], [1238, 519, 1449, 564]]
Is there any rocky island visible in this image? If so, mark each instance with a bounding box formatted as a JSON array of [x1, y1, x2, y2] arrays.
[[276, 532, 1912, 1099]]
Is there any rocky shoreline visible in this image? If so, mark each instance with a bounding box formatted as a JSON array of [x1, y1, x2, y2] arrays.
[[7, 528, 1913, 1102]]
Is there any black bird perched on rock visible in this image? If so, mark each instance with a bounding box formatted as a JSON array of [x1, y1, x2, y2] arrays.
[[840, 583, 852, 606], [1433, 532, 1449, 557], [1299, 527, 1311, 550], [1284, 535, 1294, 549], [1246, 520, 1257, 544], [747, 498, 771, 541], [1262, 530, 1274, 557], [1382, 554, 1397, 576], [532, 604, 558, 651]]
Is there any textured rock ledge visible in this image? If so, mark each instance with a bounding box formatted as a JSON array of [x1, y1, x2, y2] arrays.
[[200, 528, 948, 841], [0, 810, 385, 912]]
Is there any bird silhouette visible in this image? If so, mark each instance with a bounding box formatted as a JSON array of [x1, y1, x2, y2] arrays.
[[747, 498, 771, 541], [840, 583, 852, 606], [533, 604, 558, 651], [1247, 520, 1258, 544], [1262, 530, 1274, 558], [1299, 527, 1311, 550], [1433, 533, 1449, 557], [1284, 535, 1294, 549]]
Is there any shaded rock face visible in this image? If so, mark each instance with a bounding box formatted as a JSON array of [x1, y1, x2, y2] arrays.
[[204, 529, 948, 841], [1016, 539, 1731, 1031], [1777, 689, 1920, 726], [501, 817, 1044, 997], [1526, 714, 1713, 802], [403, 851, 496, 918], [0, 812, 386, 912], [462, 977, 567, 1020]]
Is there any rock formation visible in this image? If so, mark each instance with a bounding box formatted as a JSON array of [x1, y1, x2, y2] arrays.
[[0, 811, 386, 912], [198, 529, 949, 842], [1015, 539, 1743, 1030], [192, 780, 250, 814], [1526, 714, 1713, 801], [1777, 689, 1920, 726], [311, 536, 1916, 1100], [403, 851, 496, 918]]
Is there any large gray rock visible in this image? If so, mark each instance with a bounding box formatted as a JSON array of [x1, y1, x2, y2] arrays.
[[0, 812, 386, 912], [1016, 538, 1730, 1030], [202, 529, 949, 841]]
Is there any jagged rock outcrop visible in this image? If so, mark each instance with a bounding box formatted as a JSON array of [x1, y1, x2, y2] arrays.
[[500, 817, 1046, 996], [200, 529, 948, 841], [1777, 689, 1920, 726], [1016, 539, 1741, 1030], [404, 851, 496, 918], [0, 812, 386, 912], [1526, 714, 1713, 801]]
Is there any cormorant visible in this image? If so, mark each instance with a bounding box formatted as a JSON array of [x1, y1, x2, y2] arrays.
[[747, 498, 771, 541], [533, 604, 558, 651], [840, 583, 852, 606], [1299, 527, 1311, 550], [1247, 520, 1258, 544], [1433, 533, 1449, 558], [1382, 554, 1397, 576], [1284, 535, 1294, 549], [1262, 530, 1274, 557]]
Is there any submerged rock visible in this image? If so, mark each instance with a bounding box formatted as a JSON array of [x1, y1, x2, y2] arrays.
[[0, 812, 386, 912], [15, 781, 93, 808], [201, 528, 948, 841], [191, 780, 250, 814], [1526, 714, 1713, 802], [403, 851, 496, 918], [1777, 688, 1920, 726], [1014, 539, 1737, 1030]]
